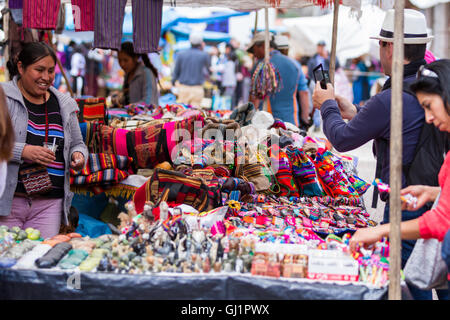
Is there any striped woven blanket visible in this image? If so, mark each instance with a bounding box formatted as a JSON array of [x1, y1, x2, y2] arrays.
[[70, 153, 134, 193]]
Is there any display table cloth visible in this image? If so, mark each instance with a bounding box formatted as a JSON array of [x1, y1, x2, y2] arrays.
[[0, 268, 413, 300]]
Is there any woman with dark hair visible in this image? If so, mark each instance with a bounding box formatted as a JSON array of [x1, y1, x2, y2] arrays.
[[115, 41, 159, 106], [0, 41, 88, 239], [350, 59, 450, 294]]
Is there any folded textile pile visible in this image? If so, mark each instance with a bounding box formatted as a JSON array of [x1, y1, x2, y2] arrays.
[[70, 153, 134, 194]]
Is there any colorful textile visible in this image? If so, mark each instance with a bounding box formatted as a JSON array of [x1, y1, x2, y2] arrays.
[[130, 122, 171, 169], [71, 0, 95, 32], [70, 153, 133, 176], [286, 146, 323, 197], [82, 121, 103, 154], [94, 0, 163, 53], [70, 153, 133, 194], [131, 0, 164, 53], [93, 0, 127, 50], [314, 150, 359, 198], [133, 168, 221, 215], [270, 145, 299, 197], [76, 97, 106, 124], [23, 0, 60, 30]]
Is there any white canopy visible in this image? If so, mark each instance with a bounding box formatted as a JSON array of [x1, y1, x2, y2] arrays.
[[282, 4, 386, 63], [162, 0, 312, 9], [60, 0, 361, 10], [59, 0, 314, 9], [409, 0, 449, 9]]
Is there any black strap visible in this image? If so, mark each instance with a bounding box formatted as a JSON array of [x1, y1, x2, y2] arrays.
[[167, 183, 183, 201], [155, 128, 172, 164]]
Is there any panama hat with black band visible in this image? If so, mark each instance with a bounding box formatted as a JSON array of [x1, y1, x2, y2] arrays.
[[370, 9, 433, 44]]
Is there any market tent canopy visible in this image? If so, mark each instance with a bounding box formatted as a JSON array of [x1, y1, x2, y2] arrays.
[[160, 9, 249, 34], [63, 6, 249, 43], [158, 0, 313, 9], [409, 0, 449, 8], [282, 4, 386, 63]]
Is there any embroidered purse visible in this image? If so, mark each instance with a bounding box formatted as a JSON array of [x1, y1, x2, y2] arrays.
[[19, 164, 52, 196]]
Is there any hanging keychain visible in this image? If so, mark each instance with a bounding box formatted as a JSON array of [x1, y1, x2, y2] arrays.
[[373, 178, 418, 208]]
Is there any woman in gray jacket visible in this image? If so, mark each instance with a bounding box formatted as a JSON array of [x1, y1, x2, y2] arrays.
[[115, 41, 159, 106], [0, 42, 88, 239]]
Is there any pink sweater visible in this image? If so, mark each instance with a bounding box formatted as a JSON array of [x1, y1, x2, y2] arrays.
[[419, 151, 450, 241]]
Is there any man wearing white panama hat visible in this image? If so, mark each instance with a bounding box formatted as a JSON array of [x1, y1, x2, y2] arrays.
[[312, 9, 448, 300]]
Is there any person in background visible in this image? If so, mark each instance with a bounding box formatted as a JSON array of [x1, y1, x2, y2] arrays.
[[0, 42, 88, 239], [0, 86, 14, 198], [51, 42, 64, 90], [274, 34, 311, 131], [312, 9, 445, 300], [115, 41, 159, 106], [351, 56, 371, 106], [172, 32, 210, 107], [84, 43, 103, 97], [350, 59, 450, 297], [63, 41, 76, 74], [247, 32, 299, 127], [307, 41, 339, 132], [307, 40, 338, 84], [70, 44, 86, 97], [221, 49, 238, 109], [239, 55, 253, 105]]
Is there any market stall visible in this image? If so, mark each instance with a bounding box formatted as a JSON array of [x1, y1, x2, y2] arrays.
[[0, 0, 411, 301], [0, 99, 406, 300]]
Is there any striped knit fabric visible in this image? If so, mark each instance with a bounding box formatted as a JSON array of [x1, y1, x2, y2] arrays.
[[93, 0, 163, 53], [131, 0, 163, 54], [331, 157, 370, 195], [271, 146, 299, 197], [71, 0, 95, 32], [93, 0, 127, 50], [76, 97, 106, 123], [9, 0, 23, 9], [23, 0, 61, 30], [286, 146, 323, 197], [314, 151, 358, 198]]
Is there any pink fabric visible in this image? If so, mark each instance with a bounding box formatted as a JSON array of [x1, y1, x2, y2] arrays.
[[163, 121, 177, 160], [0, 197, 63, 239], [115, 128, 129, 157], [425, 50, 436, 64], [419, 151, 450, 241], [71, 0, 95, 32], [23, 0, 61, 30]]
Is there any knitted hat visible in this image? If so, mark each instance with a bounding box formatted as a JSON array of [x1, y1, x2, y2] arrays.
[[287, 147, 323, 197]]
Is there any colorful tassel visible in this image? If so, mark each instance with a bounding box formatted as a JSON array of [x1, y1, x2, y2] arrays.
[[250, 61, 282, 100]]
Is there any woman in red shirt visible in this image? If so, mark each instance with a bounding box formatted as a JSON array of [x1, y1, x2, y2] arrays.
[[349, 59, 450, 277]]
